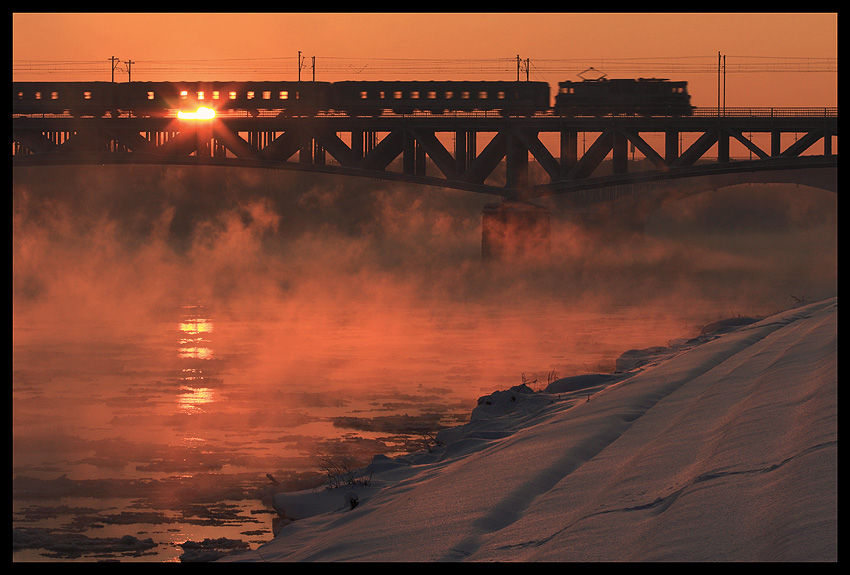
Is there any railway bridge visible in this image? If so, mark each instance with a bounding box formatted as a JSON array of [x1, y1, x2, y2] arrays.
[[13, 108, 837, 259]]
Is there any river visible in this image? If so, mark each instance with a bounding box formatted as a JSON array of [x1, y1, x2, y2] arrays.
[[13, 165, 836, 561]]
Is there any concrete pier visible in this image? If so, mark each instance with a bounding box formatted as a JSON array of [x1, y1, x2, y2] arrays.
[[481, 201, 551, 262]]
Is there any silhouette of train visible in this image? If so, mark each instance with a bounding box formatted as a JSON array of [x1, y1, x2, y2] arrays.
[[13, 78, 693, 117], [555, 78, 693, 116]]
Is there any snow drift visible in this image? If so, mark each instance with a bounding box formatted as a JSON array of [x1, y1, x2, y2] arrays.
[[223, 298, 837, 562]]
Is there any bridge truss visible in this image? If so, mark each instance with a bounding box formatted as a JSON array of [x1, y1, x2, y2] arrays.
[[12, 109, 837, 200]]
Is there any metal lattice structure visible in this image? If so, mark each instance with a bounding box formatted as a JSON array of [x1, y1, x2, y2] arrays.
[[12, 109, 837, 200]]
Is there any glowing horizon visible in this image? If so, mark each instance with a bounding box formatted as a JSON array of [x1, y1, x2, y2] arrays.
[[11, 13, 837, 108]]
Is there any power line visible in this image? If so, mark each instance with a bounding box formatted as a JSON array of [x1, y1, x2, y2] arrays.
[[12, 54, 837, 80]]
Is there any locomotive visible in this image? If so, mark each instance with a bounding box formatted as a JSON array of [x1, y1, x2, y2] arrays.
[[13, 77, 693, 118], [554, 78, 693, 116]]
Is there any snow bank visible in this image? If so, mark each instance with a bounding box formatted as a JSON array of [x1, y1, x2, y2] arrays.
[[222, 298, 837, 562]]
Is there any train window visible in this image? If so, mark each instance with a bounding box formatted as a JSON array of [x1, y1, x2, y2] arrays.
[[229, 91, 237, 100], [410, 91, 419, 99], [262, 91, 271, 99], [379, 91, 386, 99], [35, 92, 42, 100], [247, 91, 255, 99], [197, 91, 205, 100], [497, 91, 505, 99], [51, 92, 59, 100], [359, 91, 369, 99], [445, 91, 454, 99], [394, 91, 403, 99], [427, 91, 437, 99], [180, 90, 189, 99], [280, 91, 289, 99], [146, 91, 154, 100], [461, 91, 470, 99], [213, 91, 220, 99], [85, 92, 94, 100], [478, 91, 488, 99]]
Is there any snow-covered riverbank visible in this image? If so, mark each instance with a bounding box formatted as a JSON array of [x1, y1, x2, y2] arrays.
[[222, 298, 837, 562]]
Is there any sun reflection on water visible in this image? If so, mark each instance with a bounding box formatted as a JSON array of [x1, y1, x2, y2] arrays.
[[177, 385, 216, 414], [178, 346, 214, 360], [176, 304, 217, 414], [178, 307, 214, 360]]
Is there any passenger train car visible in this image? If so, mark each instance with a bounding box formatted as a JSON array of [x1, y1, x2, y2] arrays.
[[14, 82, 120, 117], [13, 78, 694, 118], [554, 78, 693, 116], [331, 81, 551, 116], [121, 81, 336, 117], [12, 81, 335, 117], [12, 80, 551, 118]]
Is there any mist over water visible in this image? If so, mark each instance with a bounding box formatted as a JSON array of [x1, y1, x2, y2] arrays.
[[13, 164, 836, 561]]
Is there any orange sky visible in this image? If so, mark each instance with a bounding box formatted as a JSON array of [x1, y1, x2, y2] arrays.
[[12, 12, 837, 107]]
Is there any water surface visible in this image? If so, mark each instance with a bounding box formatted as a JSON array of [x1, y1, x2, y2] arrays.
[[13, 166, 836, 561]]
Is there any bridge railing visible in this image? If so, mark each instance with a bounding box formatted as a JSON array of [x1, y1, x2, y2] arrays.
[[209, 107, 841, 119], [692, 107, 837, 118], [13, 107, 838, 120]]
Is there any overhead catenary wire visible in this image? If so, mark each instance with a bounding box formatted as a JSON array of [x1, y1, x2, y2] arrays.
[[12, 54, 837, 81]]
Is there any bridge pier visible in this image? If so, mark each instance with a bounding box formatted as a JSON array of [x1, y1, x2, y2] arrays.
[[481, 200, 551, 262]]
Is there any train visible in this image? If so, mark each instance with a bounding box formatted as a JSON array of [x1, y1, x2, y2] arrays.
[[555, 78, 694, 116], [13, 78, 693, 118]]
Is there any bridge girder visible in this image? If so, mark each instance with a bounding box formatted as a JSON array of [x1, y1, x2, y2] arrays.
[[12, 115, 837, 201]]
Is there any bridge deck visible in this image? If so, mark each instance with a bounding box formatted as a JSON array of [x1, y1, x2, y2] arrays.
[[13, 109, 837, 200]]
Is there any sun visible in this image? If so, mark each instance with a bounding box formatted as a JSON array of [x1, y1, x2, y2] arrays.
[[177, 106, 216, 120]]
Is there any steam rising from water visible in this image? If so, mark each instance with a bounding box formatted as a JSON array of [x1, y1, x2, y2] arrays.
[[13, 164, 837, 425], [12, 163, 836, 559], [13, 164, 836, 323], [13, 164, 837, 430]]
